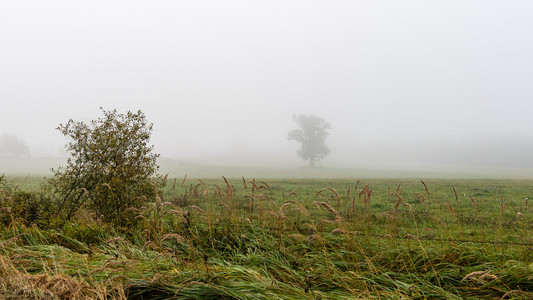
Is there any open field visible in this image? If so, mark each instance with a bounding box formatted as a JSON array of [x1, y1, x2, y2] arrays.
[[2, 176, 533, 299], [5, 156, 533, 180]]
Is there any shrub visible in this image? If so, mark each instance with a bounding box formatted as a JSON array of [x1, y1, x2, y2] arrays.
[[0, 191, 54, 228], [47, 108, 161, 227]]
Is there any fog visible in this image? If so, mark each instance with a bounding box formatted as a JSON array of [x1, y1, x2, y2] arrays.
[[2, 1, 533, 177]]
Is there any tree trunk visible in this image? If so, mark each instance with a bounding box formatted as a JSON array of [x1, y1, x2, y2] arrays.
[[310, 156, 316, 168]]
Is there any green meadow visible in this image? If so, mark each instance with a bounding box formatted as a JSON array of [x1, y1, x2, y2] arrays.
[[1, 175, 533, 299]]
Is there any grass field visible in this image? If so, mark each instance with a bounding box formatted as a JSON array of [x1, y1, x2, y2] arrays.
[[5, 156, 533, 179], [2, 175, 533, 299]]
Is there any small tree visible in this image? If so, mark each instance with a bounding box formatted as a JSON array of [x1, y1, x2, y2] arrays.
[[288, 114, 331, 167], [0, 134, 30, 157], [48, 108, 160, 227]]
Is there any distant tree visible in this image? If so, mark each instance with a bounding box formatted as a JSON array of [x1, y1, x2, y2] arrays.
[[288, 114, 331, 167], [0, 134, 30, 157], [47, 108, 161, 228]]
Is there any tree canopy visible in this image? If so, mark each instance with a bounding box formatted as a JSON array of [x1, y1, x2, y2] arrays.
[[288, 114, 331, 167]]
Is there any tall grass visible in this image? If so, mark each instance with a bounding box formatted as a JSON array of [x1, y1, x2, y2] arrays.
[[1, 177, 533, 298]]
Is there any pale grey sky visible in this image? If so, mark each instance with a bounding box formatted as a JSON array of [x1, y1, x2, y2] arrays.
[[1, 1, 533, 169]]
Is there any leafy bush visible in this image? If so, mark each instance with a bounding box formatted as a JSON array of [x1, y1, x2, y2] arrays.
[[47, 108, 161, 227], [61, 221, 110, 245], [0, 191, 55, 228]]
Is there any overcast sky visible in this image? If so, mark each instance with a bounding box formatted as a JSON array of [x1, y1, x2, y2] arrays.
[[2, 1, 533, 169]]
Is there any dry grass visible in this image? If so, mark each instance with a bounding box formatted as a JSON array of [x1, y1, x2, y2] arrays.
[[0, 255, 122, 300], [3, 177, 533, 299]]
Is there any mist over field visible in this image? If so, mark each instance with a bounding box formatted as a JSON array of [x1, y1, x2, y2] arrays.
[[2, 1, 533, 178]]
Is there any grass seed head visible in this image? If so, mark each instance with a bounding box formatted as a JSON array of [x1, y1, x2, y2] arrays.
[[313, 201, 340, 219], [451, 184, 459, 203], [469, 195, 478, 209], [420, 180, 430, 197], [187, 205, 205, 214], [500, 290, 533, 299], [403, 234, 419, 240], [461, 271, 486, 282], [392, 193, 403, 214], [161, 233, 184, 243], [331, 228, 346, 235]]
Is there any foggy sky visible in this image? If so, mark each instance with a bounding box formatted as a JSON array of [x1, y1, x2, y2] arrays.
[[2, 1, 533, 170]]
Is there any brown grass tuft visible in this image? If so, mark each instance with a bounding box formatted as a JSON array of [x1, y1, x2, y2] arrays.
[[307, 235, 317, 246], [0, 258, 101, 300], [187, 205, 205, 214], [106, 236, 127, 245], [316, 219, 338, 228], [259, 182, 271, 190], [391, 193, 403, 215], [268, 211, 280, 219], [451, 185, 458, 203], [102, 183, 112, 191], [141, 241, 155, 251], [469, 195, 478, 209], [161, 233, 184, 243], [403, 234, 419, 240], [0, 234, 24, 247], [460, 271, 498, 284], [280, 200, 310, 217], [500, 290, 533, 299], [313, 201, 341, 219], [414, 192, 427, 204], [331, 228, 346, 235], [242, 176, 247, 190], [445, 201, 456, 217], [500, 196, 508, 219], [420, 180, 430, 197]]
